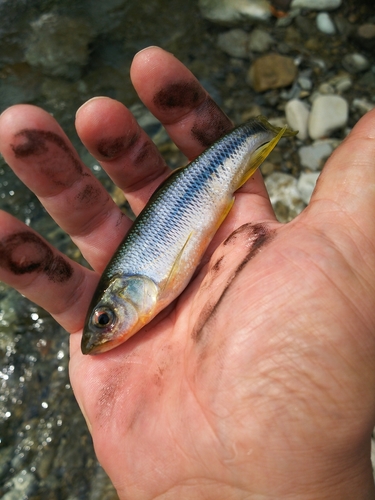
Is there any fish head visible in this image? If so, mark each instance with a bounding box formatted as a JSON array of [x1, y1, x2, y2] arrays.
[[81, 275, 159, 354]]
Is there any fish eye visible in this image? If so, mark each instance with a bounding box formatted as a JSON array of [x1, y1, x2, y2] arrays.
[[92, 307, 116, 329]]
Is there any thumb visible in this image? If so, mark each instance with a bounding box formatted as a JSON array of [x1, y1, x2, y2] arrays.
[[306, 109, 375, 241]]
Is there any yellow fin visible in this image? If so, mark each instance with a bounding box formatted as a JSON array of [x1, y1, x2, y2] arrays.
[[236, 124, 290, 190], [161, 231, 193, 293], [216, 197, 235, 230], [256, 115, 297, 138]]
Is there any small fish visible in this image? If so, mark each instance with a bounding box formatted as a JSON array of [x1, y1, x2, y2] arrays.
[[82, 116, 296, 354]]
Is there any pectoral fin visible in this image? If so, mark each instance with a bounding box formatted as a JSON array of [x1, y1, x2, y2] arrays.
[[216, 197, 235, 230], [236, 125, 288, 190], [161, 231, 194, 293]]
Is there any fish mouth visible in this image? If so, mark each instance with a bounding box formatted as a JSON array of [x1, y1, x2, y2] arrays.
[[81, 330, 112, 355], [81, 323, 134, 355]]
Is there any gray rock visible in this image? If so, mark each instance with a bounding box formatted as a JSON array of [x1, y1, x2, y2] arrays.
[[356, 23, 375, 50], [298, 140, 333, 170], [342, 53, 370, 74], [297, 172, 320, 204], [248, 53, 297, 92], [0, 64, 42, 113], [285, 99, 310, 140], [198, 0, 271, 26], [25, 13, 95, 78], [85, 0, 130, 34], [298, 75, 313, 91], [328, 73, 352, 93], [352, 98, 375, 116], [217, 29, 249, 58], [318, 82, 335, 94], [290, 0, 341, 9], [248, 28, 274, 52], [265, 172, 305, 222], [316, 12, 336, 35], [308, 94, 349, 139]]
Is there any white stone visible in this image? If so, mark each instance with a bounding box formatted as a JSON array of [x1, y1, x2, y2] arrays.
[[342, 53, 370, 73], [248, 28, 274, 52], [199, 0, 271, 26], [217, 29, 249, 58], [308, 95, 349, 140], [297, 172, 320, 204], [285, 99, 310, 140], [298, 140, 333, 170], [328, 73, 352, 93], [316, 12, 336, 34], [291, 0, 341, 10], [318, 82, 335, 94], [298, 76, 313, 91], [352, 98, 375, 116], [265, 173, 305, 222]]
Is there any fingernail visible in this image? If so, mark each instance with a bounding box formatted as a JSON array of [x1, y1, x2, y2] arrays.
[[135, 45, 160, 55], [76, 96, 111, 118]]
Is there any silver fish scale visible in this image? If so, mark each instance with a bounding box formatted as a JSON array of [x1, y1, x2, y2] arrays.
[[103, 119, 276, 287]]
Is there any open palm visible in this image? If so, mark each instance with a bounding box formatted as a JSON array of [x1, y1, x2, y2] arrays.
[[1, 47, 375, 500]]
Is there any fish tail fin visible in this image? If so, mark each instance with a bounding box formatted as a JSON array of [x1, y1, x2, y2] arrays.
[[257, 115, 298, 138], [237, 118, 297, 189]]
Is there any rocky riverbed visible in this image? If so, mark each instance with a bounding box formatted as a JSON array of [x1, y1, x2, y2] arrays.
[[0, 0, 374, 498]]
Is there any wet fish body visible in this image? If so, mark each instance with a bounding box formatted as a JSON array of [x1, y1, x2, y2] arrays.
[[82, 117, 295, 354]]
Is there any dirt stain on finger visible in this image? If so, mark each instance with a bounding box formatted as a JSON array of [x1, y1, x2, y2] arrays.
[[153, 81, 232, 148], [11, 129, 88, 187], [153, 80, 205, 110], [191, 97, 232, 148], [0, 231, 73, 283], [75, 183, 103, 207], [96, 132, 139, 159]]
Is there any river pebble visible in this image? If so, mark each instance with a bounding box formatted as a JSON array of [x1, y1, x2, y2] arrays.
[[217, 29, 249, 58], [2, 471, 37, 500], [25, 13, 94, 78], [248, 53, 297, 92], [308, 94, 349, 139], [297, 172, 320, 204], [298, 140, 333, 170], [356, 23, 375, 50], [342, 53, 370, 74], [265, 172, 305, 223], [285, 99, 310, 140], [290, 0, 341, 10], [352, 98, 375, 116], [316, 12, 336, 35], [327, 73, 353, 93], [198, 0, 271, 25], [297, 73, 313, 92], [248, 28, 274, 52]]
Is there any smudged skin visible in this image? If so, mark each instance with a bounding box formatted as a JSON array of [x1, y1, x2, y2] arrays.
[[192, 223, 274, 343], [0, 231, 73, 282], [1, 47, 375, 500]]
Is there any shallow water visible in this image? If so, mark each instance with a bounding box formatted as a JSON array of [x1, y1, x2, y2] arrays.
[[1, 0, 374, 497]]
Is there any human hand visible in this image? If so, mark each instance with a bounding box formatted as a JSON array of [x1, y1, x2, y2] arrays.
[[0, 47, 375, 500]]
